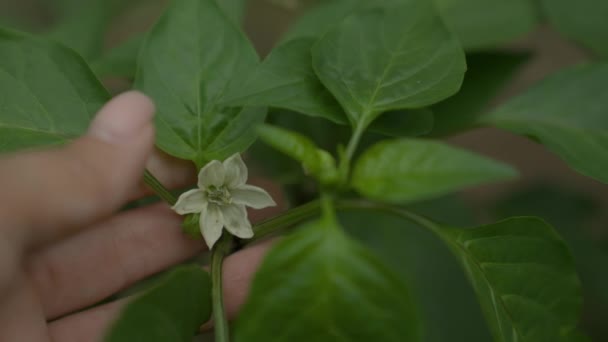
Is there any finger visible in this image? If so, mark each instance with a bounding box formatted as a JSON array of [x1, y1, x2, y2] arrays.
[[47, 240, 276, 342], [132, 149, 196, 199], [27, 204, 204, 320], [0, 91, 156, 249]]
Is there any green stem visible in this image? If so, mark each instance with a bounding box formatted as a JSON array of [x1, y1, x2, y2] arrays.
[[248, 200, 321, 244], [143, 169, 177, 205], [335, 199, 441, 234], [245, 198, 441, 245], [339, 120, 367, 184], [211, 234, 233, 342]]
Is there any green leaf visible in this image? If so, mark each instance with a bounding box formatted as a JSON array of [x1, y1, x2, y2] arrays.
[[540, 0, 608, 57], [235, 217, 421, 341], [257, 124, 339, 184], [104, 265, 212, 342], [92, 34, 144, 79], [312, 0, 466, 128], [352, 139, 517, 203], [221, 38, 344, 123], [482, 63, 608, 184], [434, 0, 538, 50], [0, 28, 109, 153], [429, 52, 529, 137], [492, 185, 608, 307], [135, 0, 265, 167], [433, 217, 583, 342]]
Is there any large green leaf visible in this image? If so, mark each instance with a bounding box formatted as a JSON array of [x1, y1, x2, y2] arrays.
[[433, 0, 538, 51], [135, 0, 265, 167], [432, 217, 583, 342], [221, 38, 344, 123], [105, 265, 212, 342], [0, 28, 109, 153], [312, 0, 466, 128], [429, 52, 528, 137], [235, 217, 421, 341], [351, 139, 517, 203], [540, 0, 608, 57], [482, 63, 608, 184]]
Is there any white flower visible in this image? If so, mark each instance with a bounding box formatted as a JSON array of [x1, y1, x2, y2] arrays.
[[172, 154, 276, 249]]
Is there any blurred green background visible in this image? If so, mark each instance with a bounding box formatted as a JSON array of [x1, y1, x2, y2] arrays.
[[0, 0, 606, 340]]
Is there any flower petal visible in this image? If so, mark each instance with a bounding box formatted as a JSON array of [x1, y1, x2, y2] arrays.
[[172, 189, 207, 215], [200, 204, 224, 249], [220, 204, 253, 239], [231, 184, 277, 209], [223, 153, 248, 187], [198, 160, 225, 189]]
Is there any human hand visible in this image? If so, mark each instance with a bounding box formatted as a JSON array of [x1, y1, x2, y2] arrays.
[[0, 92, 280, 341]]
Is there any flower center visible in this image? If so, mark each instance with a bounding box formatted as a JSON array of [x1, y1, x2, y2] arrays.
[[206, 185, 231, 205]]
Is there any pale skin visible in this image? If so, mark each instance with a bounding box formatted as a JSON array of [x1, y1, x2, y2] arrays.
[[0, 92, 280, 341]]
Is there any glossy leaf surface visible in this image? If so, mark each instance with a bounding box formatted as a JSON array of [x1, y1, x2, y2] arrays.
[[312, 0, 466, 127], [235, 217, 421, 341], [352, 139, 517, 203], [135, 0, 264, 166]]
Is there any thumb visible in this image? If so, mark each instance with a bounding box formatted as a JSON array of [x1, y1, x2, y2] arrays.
[[0, 91, 156, 249]]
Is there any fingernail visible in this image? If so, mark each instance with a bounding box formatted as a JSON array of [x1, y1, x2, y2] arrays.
[[88, 91, 155, 144]]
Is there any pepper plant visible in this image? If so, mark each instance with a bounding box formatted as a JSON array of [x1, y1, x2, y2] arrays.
[[0, 0, 607, 341]]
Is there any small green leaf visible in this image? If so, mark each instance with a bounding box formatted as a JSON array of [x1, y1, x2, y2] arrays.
[[104, 265, 212, 342], [352, 139, 517, 203], [434, 217, 583, 342], [257, 124, 338, 184], [92, 34, 144, 79], [429, 52, 529, 137], [0, 28, 109, 153], [135, 0, 265, 167], [482, 63, 608, 184], [221, 38, 344, 123], [540, 0, 608, 57], [235, 217, 421, 341], [434, 0, 539, 50], [312, 1, 466, 128]]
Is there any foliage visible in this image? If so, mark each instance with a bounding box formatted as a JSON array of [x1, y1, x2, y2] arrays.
[[1, 0, 607, 341]]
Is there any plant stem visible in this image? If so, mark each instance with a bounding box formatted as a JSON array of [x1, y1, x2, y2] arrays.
[[248, 200, 321, 244], [339, 120, 367, 184], [244, 198, 441, 245], [143, 169, 177, 205], [211, 234, 233, 342], [335, 199, 441, 235]]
